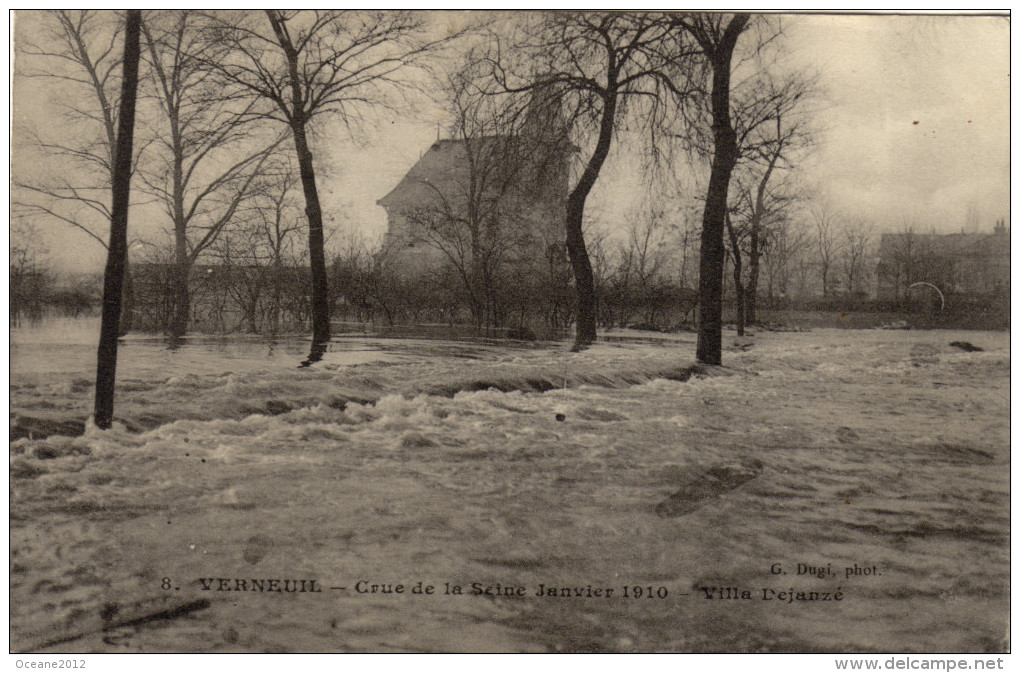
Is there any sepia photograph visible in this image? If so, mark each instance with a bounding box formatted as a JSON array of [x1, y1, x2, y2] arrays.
[[7, 9, 1011, 661]]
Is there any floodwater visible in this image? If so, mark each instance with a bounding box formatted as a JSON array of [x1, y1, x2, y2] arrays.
[[8, 318, 1011, 653], [11, 317, 421, 379]]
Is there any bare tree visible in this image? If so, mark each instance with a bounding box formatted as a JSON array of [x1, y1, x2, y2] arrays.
[[727, 165, 800, 330], [139, 10, 283, 337], [14, 11, 126, 248], [489, 11, 696, 350], [810, 203, 842, 297], [789, 221, 817, 299], [724, 209, 748, 335], [674, 204, 703, 295], [875, 221, 948, 303], [94, 9, 141, 430], [398, 61, 565, 330], [13, 10, 147, 334], [839, 217, 873, 297], [671, 13, 752, 365], [761, 214, 806, 302], [206, 10, 462, 362], [621, 206, 679, 329], [253, 162, 308, 333], [730, 66, 812, 324], [329, 229, 378, 324], [207, 157, 308, 333], [10, 222, 51, 322]]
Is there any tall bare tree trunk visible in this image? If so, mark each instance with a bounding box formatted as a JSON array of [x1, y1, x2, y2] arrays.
[[567, 84, 618, 351], [697, 118, 739, 362], [94, 9, 141, 429], [695, 14, 748, 366], [266, 11, 331, 362], [291, 119, 331, 358]]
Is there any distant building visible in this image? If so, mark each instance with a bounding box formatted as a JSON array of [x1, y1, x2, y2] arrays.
[[875, 221, 1010, 301], [376, 90, 572, 278]]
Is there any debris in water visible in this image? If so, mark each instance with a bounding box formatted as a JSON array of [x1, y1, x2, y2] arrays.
[[655, 458, 764, 518], [835, 426, 860, 443], [17, 597, 212, 653], [243, 535, 274, 565]]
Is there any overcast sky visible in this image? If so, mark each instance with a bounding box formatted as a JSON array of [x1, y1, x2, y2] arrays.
[[10, 12, 1011, 273], [784, 14, 1009, 229]]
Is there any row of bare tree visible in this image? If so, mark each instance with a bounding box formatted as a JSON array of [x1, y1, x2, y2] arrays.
[[119, 198, 876, 337], [15, 10, 828, 369], [15, 10, 458, 351]]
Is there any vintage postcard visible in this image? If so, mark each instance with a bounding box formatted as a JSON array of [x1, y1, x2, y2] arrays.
[[8, 10, 1010, 661]]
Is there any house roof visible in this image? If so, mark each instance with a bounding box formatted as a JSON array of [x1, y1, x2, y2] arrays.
[[376, 135, 575, 210], [377, 138, 497, 209]]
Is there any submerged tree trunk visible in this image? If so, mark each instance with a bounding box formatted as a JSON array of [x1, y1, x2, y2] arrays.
[[94, 9, 141, 429], [567, 83, 618, 351], [565, 196, 598, 349], [697, 131, 739, 363], [291, 119, 331, 353], [266, 11, 331, 362], [694, 14, 749, 366]]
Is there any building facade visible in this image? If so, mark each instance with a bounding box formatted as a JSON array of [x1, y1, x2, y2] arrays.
[[875, 221, 1010, 301], [376, 92, 572, 280]]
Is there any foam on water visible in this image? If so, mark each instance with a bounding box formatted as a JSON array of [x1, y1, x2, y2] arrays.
[[9, 325, 1011, 653]]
